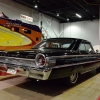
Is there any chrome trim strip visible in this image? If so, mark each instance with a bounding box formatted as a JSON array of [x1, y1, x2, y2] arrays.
[[51, 60, 100, 69], [0, 53, 99, 61], [81, 68, 97, 74], [0, 57, 36, 67], [0, 54, 99, 69], [0, 56, 34, 61], [49, 54, 100, 59], [0, 54, 100, 61]]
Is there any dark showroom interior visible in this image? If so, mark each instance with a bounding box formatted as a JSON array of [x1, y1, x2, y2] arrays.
[[0, 0, 100, 100]]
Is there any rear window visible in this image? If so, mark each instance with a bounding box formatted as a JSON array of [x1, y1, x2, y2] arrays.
[[34, 38, 74, 49]]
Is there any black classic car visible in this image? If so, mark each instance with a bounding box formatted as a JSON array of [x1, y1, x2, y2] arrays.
[[0, 38, 100, 85]]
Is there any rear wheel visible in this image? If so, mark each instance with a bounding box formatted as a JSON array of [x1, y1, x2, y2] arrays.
[[70, 73, 78, 84], [67, 73, 79, 86]]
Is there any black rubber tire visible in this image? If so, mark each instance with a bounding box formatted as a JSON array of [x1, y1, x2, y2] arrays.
[[96, 67, 100, 73]]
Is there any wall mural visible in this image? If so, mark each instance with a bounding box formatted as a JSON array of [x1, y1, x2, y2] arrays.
[[0, 12, 42, 50]]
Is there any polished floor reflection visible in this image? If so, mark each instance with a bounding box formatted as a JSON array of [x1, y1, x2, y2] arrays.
[[0, 71, 99, 100]]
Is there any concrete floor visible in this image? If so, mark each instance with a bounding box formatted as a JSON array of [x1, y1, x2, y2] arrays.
[[0, 71, 100, 100]]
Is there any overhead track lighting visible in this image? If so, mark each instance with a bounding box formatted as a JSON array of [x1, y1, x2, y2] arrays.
[[76, 13, 82, 18]]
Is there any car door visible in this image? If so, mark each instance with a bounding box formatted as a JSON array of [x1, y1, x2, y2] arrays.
[[79, 41, 96, 73]]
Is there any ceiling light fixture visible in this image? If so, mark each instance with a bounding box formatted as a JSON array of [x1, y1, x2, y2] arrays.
[[34, 4, 38, 8], [67, 18, 69, 21], [57, 13, 59, 16], [76, 13, 82, 18]]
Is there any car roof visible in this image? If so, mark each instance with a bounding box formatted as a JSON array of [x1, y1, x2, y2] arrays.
[[45, 38, 89, 43]]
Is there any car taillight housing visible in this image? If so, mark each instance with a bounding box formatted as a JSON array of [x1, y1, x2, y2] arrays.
[[35, 53, 46, 67]]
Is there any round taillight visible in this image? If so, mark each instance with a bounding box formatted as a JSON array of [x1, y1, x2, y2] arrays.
[[35, 53, 46, 67]]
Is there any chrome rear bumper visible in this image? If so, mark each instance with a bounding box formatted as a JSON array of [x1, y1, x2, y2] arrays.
[[0, 63, 51, 80]]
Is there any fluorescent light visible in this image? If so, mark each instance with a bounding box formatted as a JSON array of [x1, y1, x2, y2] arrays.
[[34, 4, 38, 8], [76, 13, 82, 18]]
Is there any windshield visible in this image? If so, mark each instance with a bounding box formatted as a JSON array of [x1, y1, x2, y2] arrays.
[[33, 38, 74, 49]]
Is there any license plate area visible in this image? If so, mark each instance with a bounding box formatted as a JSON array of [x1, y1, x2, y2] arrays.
[[7, 68, 17, 75]]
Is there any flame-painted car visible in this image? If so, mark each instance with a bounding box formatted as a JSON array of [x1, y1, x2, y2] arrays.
[[0, 16, 42, 50], [0, 38, 100, 85]]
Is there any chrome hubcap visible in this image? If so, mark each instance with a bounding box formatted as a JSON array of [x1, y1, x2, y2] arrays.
[[70, 73, 78, 83]]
